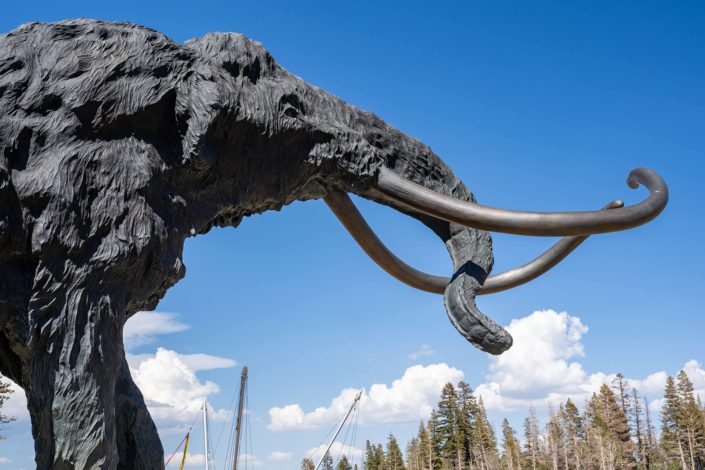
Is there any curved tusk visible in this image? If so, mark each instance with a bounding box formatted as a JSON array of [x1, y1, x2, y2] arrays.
[[324, 190, 448, 294], [376, 167, 668, 236], [323, 190, 623, 295], [478, 199, 624, 294]]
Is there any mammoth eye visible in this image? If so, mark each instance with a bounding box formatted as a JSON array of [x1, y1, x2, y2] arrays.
[[283, 105, 299, 118], [279, 93, 305, 119]]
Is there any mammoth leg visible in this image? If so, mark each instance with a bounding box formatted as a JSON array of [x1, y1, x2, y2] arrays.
[[115, 353, 164, 469], [23, 283, 163, 469]]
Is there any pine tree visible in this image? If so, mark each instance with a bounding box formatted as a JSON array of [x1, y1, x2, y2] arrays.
[[406, 438, 419, 470], [676, 370, 705, 468], [642, 395, 659, 467], [435, 383, 461, 469], [471, 396, 498, 469], [661, 375, 688, 468], [586, 391, 615, 469], [500, 418, 521, 470], [338, 455, 353, 470], [523, 408, 542, 470], [321, 452, 335, 470], [560, 398, 585, 470], [365, 440, 377, 470], [414, 423, 431, 470], [386, 434, 406, 470], [374, 444, 386, 470], [302, 458, 317, 470], [598, 383, 632, 467], [0, 376, 14, 440], [611, 374, 632, 423], [456, 381, 476, 468], [630, 387, 646, 468], [427, 412, 442, 470], [546, 407, 563, 470]]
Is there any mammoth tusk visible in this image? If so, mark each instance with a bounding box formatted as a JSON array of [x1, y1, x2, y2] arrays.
[[478, 199, 624, 294], [324, 190, 449, 294], [323, 191, 623, 295], [376, 167, 668, 237]]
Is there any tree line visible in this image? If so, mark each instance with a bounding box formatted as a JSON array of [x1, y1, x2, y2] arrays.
[[302, 369, 705, 470]]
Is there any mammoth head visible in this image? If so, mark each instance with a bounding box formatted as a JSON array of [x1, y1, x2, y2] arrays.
[[0, 23, 668, 357], [179, 33, 668, 355]]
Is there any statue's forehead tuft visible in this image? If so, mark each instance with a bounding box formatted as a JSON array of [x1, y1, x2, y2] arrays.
[[185, 32, 277, 77]]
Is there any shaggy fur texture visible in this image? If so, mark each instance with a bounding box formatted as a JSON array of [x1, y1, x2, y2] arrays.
[[0, 19, 495, 468]]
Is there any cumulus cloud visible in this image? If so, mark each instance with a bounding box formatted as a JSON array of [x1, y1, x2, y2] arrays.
[[123, 311, 189, 349], [475, 309, 597, 411], [474, 309, 705, 414], [306, 442, 364, 462], [408, 344, 436, 360], [268, 363, 463, 431], [267, 309, 705, 433], [128, 348, 237, 434], [268, 451, 293, 461]]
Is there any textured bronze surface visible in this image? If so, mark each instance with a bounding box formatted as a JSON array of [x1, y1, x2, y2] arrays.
[[0, 19, 667, 468]]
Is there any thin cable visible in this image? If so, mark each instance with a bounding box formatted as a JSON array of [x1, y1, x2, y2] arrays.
[[349, 405, 360, 468], [336, 409, 354, 463], [165, 430, 190, 467], [213, 380, 240, 456], [165, 408, 202, 467], [213, 376, 239, 453], [222, 377, 245, 470], [345, 404, 360, 468]]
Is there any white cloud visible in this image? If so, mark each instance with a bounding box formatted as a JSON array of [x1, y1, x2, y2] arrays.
[[408, 344, 436, 360], [123, 311, 189, 349], [266, 308, 704, 435], [165, 452, 205, 467], [128, 348, 237, 434], [474, 309, 705, 415], [268, 363, 463, 431], [488, 310, 589, 395], [683, 359, 705, 401], [0, 457, 11, 464], [306, 442, 364, 462], [475, 309, 598, 411], [268, 451, 293, 461], [240, 454, 262, 467]]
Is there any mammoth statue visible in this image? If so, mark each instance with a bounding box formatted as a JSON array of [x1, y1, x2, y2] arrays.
[[0, 19, 666, 468]]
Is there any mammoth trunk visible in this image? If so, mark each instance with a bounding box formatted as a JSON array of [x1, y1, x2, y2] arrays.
[[403, 173, 514, 355]]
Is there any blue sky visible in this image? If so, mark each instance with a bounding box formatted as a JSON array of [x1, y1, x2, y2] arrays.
[[1, 1, 704, 468]]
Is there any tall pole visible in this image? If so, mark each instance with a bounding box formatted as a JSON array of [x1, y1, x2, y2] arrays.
[[233, 366, 248, 470], [314, 391, 362, 470], [203, 402, 210, 470]]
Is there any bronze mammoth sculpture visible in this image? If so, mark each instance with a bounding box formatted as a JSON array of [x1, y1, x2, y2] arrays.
[[0, 19, 667, 468]]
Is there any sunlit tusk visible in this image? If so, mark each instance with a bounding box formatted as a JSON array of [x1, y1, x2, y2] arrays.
[[478, 199, 624, 294], [376, 167, 668, 237], [323, 191, 623, 295], [324, 190, 448, 294]]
